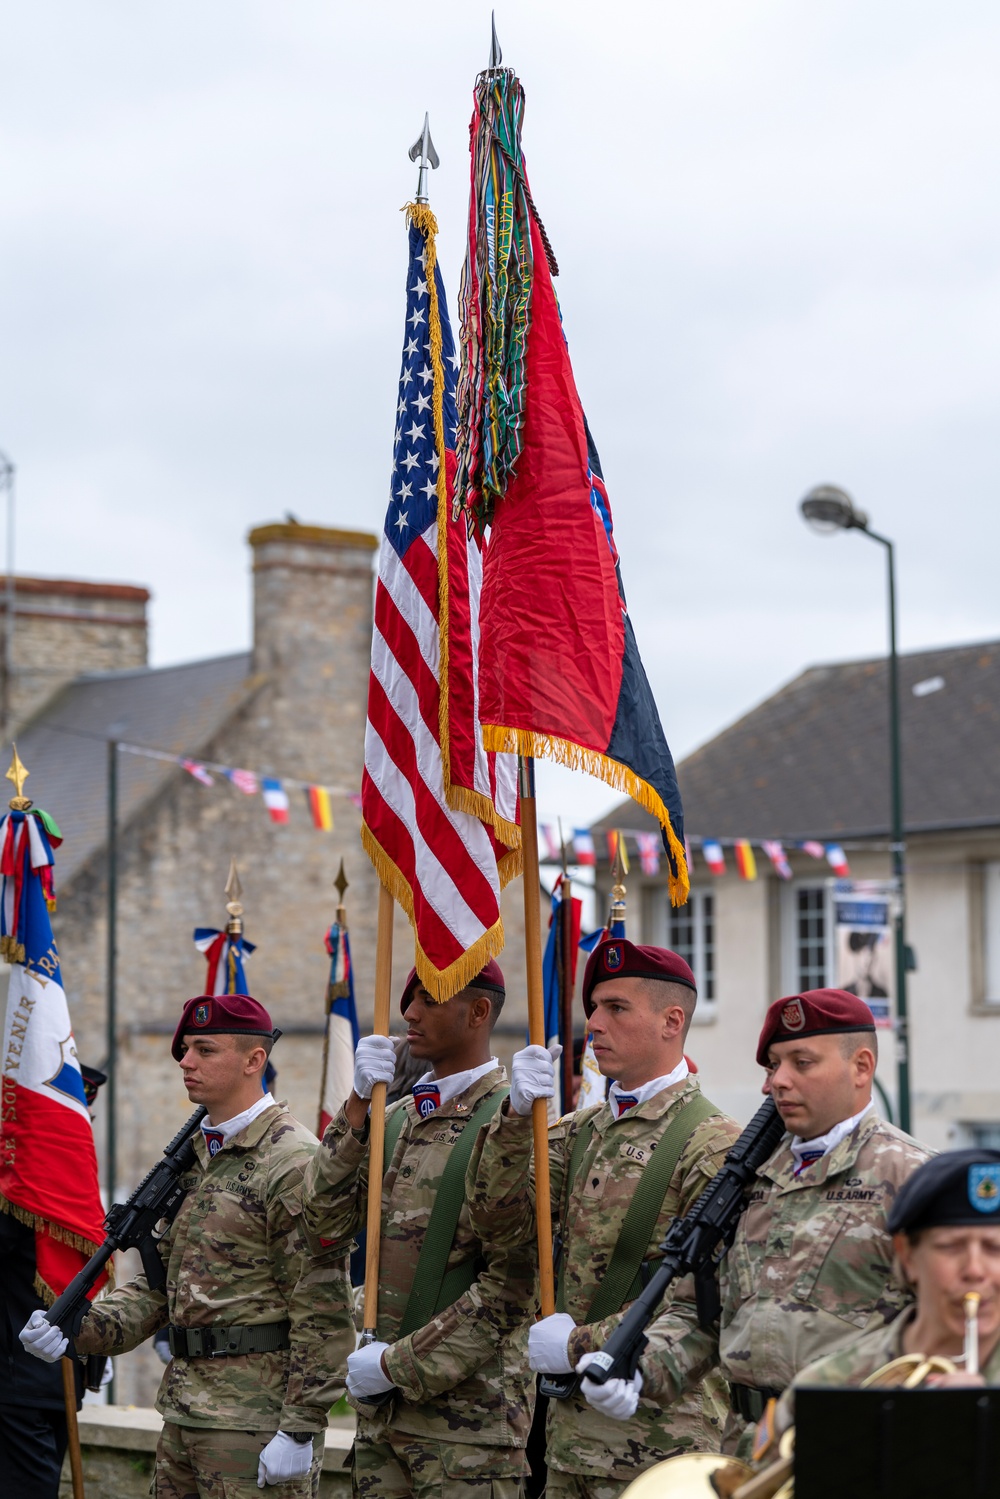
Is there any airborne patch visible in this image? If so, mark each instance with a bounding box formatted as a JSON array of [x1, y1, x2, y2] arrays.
[[603, 944, 623, 972], [194, 1002, 211, 1027]]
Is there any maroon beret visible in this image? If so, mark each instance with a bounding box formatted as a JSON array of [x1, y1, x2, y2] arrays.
[[756, 988, 877, 1066], [582, 937, 696, 1018], [172, 993, 276, 1061], [400, 958, 505, 1013]]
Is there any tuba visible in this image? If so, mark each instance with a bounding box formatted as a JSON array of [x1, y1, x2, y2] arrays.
[[619, 1341, 970, 1499]]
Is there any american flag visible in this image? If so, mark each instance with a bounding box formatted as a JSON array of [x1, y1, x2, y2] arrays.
[[361, 208, 519, 999]]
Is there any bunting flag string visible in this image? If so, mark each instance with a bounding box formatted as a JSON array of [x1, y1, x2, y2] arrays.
[[537, 824, 854, 881]]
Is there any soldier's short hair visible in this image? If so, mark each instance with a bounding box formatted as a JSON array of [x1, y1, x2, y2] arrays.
[[464, 984, 505, 1024], [641, 977, 696, 1042], [837, 1029, 878, 1063], [232, 1031, 275, 1060]]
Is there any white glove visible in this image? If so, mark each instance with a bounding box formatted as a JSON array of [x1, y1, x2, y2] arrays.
[[346, 1340, 395, 1400], [577, 1351, 644, 1420], [257, 1430, 314, 1488], [510, 1043, 563, 1117], [19, 1310, 68, 1364], [100, 1356, 115, 1387], [353, 1034, 397, 1101], [528, 1311, 577, 1373]]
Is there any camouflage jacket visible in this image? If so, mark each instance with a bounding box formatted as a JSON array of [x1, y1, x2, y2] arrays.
[[467, 1075, 741, 1482], [774, 1305, 1000, 1433], [301, 1064, 534, 1451], [75, 1102, 353, 1432], [642, 1111, 933, 1413]]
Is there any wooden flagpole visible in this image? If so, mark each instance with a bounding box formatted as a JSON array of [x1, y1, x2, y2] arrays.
[[360, 881, 394, 1340], [518, 756, 556, 1316], [61, 1356, 85, 1499]]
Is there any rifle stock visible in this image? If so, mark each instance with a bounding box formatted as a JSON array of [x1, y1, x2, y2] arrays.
[[45, 1107, 207, 1337]]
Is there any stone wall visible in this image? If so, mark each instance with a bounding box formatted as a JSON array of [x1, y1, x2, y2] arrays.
[[2, 575, 149, 734]]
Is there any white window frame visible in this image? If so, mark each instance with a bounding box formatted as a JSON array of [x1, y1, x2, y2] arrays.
[[780, 879, 836, 995], [984, 861, 1000, 1007], [647, 886, 717, 1024]]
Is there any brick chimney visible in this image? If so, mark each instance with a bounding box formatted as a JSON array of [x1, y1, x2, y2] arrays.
[[247, 523, 378, 782], [1, 575, 149, 735]]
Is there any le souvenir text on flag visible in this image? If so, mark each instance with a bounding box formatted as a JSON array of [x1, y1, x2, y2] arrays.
[[361, 204, 520, 999], [454, 66, 689, 905], [318, 917, 359, 1136], [0, 785, 106, 1301]]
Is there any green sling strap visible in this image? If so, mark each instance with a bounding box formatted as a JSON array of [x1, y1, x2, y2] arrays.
[[557, 1091, 720, 1323], [379, 1087, 508, 1341]]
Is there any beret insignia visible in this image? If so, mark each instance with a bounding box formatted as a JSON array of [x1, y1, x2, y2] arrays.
[[780, 998, 806, 1032], [603, 944, 623, 972], [969, 1164, 1000, 1214], [194, 1002, 211, 1027]]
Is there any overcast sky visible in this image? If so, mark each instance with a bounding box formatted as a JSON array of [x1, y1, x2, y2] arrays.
[[3, 2, 998, 832]]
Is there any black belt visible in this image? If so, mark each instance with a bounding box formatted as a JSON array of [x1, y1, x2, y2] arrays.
[[729, 1383, 782, 1422], [168, 1321, 291, 1359]]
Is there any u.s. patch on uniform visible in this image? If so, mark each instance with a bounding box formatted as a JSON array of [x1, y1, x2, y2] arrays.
[[968, 1163, 1000, 1213]]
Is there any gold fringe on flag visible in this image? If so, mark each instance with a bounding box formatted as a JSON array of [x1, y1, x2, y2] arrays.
[[0, 1194, 113, 1301], [481, 725, 691, 907], [361, 821, 508, 1002]]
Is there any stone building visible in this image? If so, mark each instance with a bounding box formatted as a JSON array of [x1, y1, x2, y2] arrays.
[[5, 520, 531, 1406], [590, 638, 1000, 1146]]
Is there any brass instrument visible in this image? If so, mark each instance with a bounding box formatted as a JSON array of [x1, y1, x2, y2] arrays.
[[619, 1335, 971, 1499]]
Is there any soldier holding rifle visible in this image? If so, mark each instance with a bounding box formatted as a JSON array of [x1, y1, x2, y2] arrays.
[[467, 937, 740, 1498], [20, 993, 353, 1497], [586, 989, 932, 1457], [300, 959, 535, 1499]]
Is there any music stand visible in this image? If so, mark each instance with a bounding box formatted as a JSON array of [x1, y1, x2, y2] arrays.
[[794, 1387, 1000, 1499]]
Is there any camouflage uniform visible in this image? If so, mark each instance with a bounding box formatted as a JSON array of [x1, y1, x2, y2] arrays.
[[468, 1075, 741, 1497], [640, 1109, 933, 1454], [75, 1101, 353, 1497], [773, 1305, 1000, 1435], [301, 1064, 534, 1499]]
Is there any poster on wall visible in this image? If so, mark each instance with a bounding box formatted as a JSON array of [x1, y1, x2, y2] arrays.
[[834, 880, 895, 1027]]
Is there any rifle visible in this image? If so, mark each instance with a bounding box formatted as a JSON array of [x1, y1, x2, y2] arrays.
[[540, 1097, 785, 1399], [45, 1107, 207, 1338]]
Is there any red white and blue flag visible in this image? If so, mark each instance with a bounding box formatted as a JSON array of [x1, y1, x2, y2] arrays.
[[262, 777, 290, 825], [193, 926, 255, 994], [318, 918, 359, 1136], [0, 807, 106, 1300], [361, 205, 520, 1000], [826, 843, 851, 877], [703, 840, 726, 876], [763, 840, 793, 880]]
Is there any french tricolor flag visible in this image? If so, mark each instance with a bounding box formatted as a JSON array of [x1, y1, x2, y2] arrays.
[[572, 829, 596, 867], [826, 843, 851, 877], [0, 809, 106, 1300], [702, 840, 726, 876], [262, 777, 290, 825]]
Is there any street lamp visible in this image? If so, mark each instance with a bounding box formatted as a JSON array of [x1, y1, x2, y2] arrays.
[[799, 484, 912, 1135]]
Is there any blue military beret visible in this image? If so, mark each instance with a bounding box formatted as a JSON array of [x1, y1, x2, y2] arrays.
[[888, 1149, 1000, 1234]]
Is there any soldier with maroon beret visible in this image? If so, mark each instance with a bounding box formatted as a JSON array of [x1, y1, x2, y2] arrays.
[[598, 986, 933, 1460], [21, 991, 354, 1497], [467, 936, 741, 1499]]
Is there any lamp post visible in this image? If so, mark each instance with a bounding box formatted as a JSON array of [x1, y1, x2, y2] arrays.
[[799, 484, 911, 1134]]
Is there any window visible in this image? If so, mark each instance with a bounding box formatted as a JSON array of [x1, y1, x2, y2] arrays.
[[968, 1123, 1000, 1151], [985, 862, 1000, 1005], [796, 887, 827, 990], [780, 881, 835, 995], [668, 890, 716, 1020]]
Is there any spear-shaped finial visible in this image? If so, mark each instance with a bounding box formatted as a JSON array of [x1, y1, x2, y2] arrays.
[[408, 113, 439, 205], [333, 858, 349, 924], [489, 11, 502, 69], [224, 856, 244, 936], [609, 832, 628, 929], [5, 744, 31, 811]]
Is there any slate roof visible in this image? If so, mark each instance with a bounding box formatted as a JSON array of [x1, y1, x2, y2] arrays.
[[592, 638, 1000, 844], [14, 653, 259, 885]]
